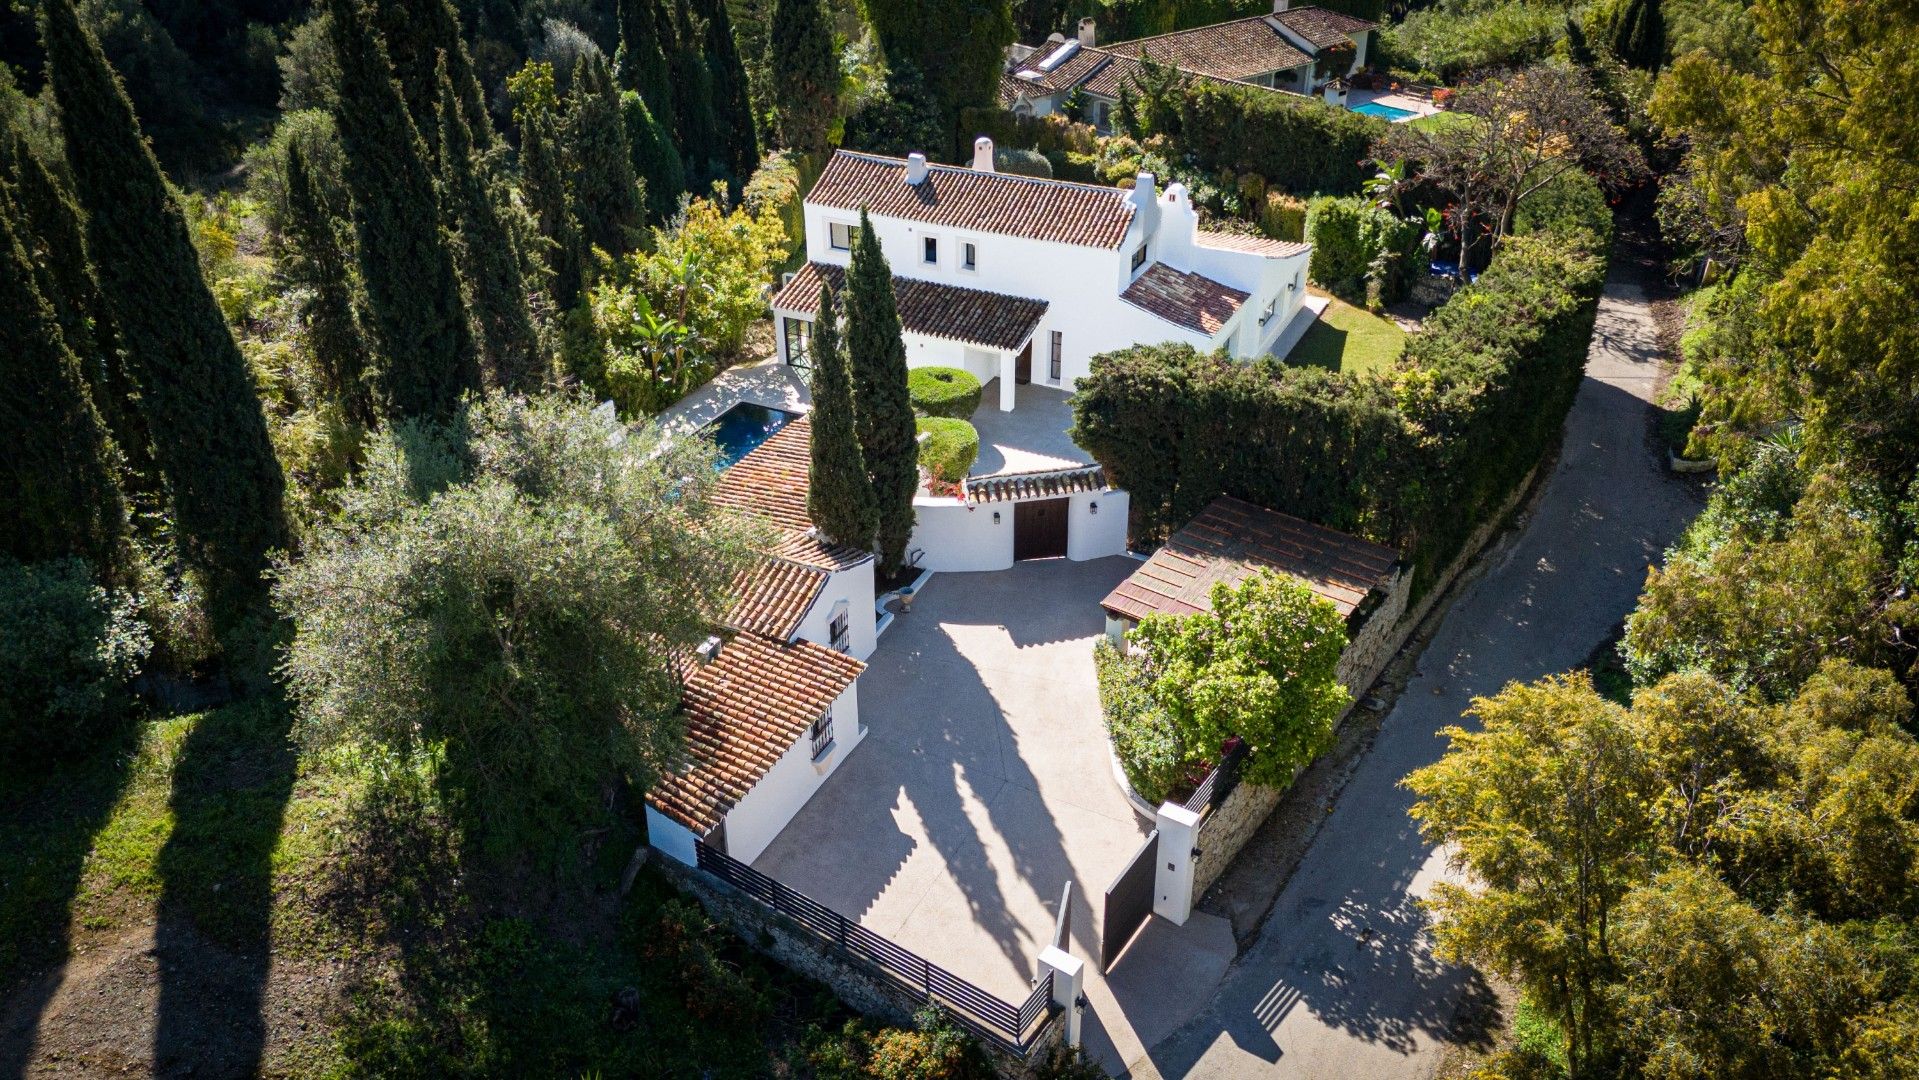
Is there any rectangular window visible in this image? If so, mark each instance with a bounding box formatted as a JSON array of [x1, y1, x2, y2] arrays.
[[829, 221, 860, 250], [1049, 330, 1063, 381], [962, 242, 977, 270], [828, 602, 850, 652], [783, 316, 810, 364], [923, 236, 938, 264], [809, 708, 835, 759], [1131, 243, 1149, 272], [1259, 299, 1277, 325]]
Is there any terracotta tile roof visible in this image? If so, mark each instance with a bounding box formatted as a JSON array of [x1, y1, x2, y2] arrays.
[[1077, 49, 1269, 99], [711, 414, 874, 573], [1272, 6, 1376, 50], [1103, 18, 1313, 80], [806, 150, 1136, 249], [728, 556, 827, 641], [1120, 263, 1249, 335], [1195, 230, 1312, 258], [648, 633, 864, 832], [772, 529, 871, 572], [1101, 495, 1397, 624], [963, 463, 1109, 504], [772, 262, 1049, 351], [1006, 44, 1110, 94]]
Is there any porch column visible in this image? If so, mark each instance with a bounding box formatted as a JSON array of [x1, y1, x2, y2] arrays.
[[998, 350, 1016, 411]]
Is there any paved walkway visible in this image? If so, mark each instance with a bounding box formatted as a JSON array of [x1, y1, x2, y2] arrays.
[[652, 357, 809, 439], [1132, 277, 1701, 1077]]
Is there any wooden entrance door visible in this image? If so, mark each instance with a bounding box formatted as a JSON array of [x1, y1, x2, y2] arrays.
[[1014, 340, 1033, 385], [1013, 498, 1069, 560]]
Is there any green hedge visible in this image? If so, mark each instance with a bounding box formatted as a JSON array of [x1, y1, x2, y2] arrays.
[[1094, 638, 1191, 804], [1512, 168, 1614, 249], [916, 417, 979, 483], [1261, 191, 1308, 242], [1177, 81, 1386, 196], [1306, 195, 1425, 303], [907, 366, 983, 418], [1072, 228, 1608, 595]]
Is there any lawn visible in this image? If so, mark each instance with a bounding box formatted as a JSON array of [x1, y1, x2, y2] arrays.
[[1284, 293, 1408, 376]]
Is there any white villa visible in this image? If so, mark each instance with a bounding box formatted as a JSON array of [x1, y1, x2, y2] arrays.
[[770, 143, 1313, 413], [999, 1, 1377, 124]]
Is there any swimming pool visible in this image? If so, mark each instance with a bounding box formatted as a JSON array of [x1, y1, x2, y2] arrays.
[[1351, 101, 1417, 122], [703, 401, 799, 469]]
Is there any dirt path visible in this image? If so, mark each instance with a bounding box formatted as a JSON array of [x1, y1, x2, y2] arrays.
[[1128, 270, 1702, 1078]]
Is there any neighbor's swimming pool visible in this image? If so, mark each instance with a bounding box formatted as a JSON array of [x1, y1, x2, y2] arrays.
[[704, 401, 799, 469], [1351, 101, 1417, 122]]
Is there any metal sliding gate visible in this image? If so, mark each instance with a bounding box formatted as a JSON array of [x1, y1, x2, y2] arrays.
[[1099, 828, 1158, 972]]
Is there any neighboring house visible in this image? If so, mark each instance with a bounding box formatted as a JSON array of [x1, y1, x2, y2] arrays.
[[1099, 495, 1409, 694], [770, 146, 1312, 412], [646, 417, 879, 866], [999, 1, 1377, 124]]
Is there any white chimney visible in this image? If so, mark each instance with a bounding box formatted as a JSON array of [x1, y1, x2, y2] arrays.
[[1130, 171, 1161, 247], [905, 152, 928, 185], [1077, 17, 1097, 45], [695, 635, 724, 665], [1134, 171, 1157, 205], [1273, 0, 1290, 11], [972, 136, 996, 172]]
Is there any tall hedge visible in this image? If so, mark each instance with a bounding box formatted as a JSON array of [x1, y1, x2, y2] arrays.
[[1073, 229, 1607, 594], [1178, 81, 1386, 196]]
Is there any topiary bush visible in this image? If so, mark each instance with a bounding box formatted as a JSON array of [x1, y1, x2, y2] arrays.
[[0, 556, 151, 763], [915, 417, 979, 483], [906, 365, 983, 418]]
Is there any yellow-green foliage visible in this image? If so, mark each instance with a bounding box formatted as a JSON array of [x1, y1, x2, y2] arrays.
[[1260, 191, 1308, 242], [915, 417, 978, 483]]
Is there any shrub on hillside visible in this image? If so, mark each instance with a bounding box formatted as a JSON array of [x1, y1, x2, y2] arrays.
[[907, 366, 983, 418], [916, 418, 980, 483], [0, 556, 150, 763]]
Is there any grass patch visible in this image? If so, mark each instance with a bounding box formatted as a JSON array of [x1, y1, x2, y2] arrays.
[[1512, 994, 1570, 1070], [1285, 293, 1408, 376], [1409, 110, 1474, 135]]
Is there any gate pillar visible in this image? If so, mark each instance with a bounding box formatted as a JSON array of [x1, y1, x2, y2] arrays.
[[1153, 803, 1200, 925], [1038, 945, 1084, 1047]]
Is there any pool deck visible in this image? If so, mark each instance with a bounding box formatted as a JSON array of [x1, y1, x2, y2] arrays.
[[653, 357, 810, 438], [1349, 87, 1441, 121]]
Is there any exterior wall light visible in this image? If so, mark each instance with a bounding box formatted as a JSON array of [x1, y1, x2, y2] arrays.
[[993, 511, 1002, 524], [1090, 502, 1099, 514]]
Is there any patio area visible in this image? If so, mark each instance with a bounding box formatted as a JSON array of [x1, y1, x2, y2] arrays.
[[968, 381, 1092, 477]]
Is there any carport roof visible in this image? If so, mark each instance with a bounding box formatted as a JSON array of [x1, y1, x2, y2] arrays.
[[1101, 495, 1397, 622], [773, 262, 1049, 352]]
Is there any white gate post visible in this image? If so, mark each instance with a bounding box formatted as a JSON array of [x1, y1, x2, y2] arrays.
[[1037, 945, 1083, 1047], [1153, 802, 1200, 925]]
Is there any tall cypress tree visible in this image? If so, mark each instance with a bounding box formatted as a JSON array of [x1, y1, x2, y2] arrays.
[[325, 0, 478, 419], [565, 53, 645, 258], [435, 55, 542, 391], [696, 0, 758, 184], [844, 210, 918, 576], [283, 142, 375, 424], [1610, 0, 1665, 70], [41, 0, 288, 634], [805, 286, 877, 550], [613, 0, 673, 125], [619, 90, 685, 223], [515, 81, 585, 310], [668, 5, 722, 187], [769, 0, 837, 157], [0, 187, 128, 578], [373, 0, 493, 149]]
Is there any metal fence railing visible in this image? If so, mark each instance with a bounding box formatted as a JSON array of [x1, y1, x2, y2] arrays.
[[694, 840, 1057, 1053], [1183, 740, 1249, 816]]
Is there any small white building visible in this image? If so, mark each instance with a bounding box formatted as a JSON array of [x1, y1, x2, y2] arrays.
[[771, 145, 1312, 413]]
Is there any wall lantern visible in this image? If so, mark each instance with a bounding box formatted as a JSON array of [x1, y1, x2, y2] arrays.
[[1090, 502, 1099, 514], [993, 512, 1002, 524]]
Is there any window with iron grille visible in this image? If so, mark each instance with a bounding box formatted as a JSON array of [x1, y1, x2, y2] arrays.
[[809, 708, 835, 759], [1049, 331, 1062, 381], [828, 602, 850, 652]]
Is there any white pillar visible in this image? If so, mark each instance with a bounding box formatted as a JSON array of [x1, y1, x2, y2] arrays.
[[1037, 945, 1084, 1048], [997, 351, 1016, 411], [1153, 802, 1200, 925]]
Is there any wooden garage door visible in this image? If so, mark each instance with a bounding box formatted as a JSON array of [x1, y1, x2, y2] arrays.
[[1013, 498, 1069, 561]]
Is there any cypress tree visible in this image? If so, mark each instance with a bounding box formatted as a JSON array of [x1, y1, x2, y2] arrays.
[[769, 0, 837, 157], [695, 0, 758, 185], [668, 5, 722, 187], [613, 0, 674, 125], [805, 286, 878, 550], [619, 89, 684, 222], [325, 0, 479, 419], [1610, 0, 1665, 69], [435, 54, 542, 391], [565, 53, 645, 258], [373, 0, 493, 149], [283, 142, 375, 424], [41, 0, 288, 634], [0, 187, 128, 578], [843, 210, 918, 576], [515, 86, 585, 309]]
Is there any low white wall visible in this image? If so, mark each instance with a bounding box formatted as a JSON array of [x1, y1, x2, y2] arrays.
[[724, 683, 864, 865], [646, 804, 699, 867], [910, 496, 1015, 572], [1066, 489, 1130, 561]]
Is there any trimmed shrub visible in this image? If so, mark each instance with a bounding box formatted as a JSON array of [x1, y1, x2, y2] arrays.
[[1260, 191, 1309, 242], [907, 365, 983, 418], [1305, 196, 1371, 290], [993, 146, 1052, 178], [1178, 81, 1385, 195], [0, 556, 150, 763], [916, 417, 979, 483], [1045, 149, 1100, 183], [1514, 168, 1614, 250], [1096, 638, 1189, 805]]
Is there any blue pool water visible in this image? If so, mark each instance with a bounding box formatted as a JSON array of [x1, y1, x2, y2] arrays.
[[1351, 101, 1417, 122], [704, 401, 799, 469]]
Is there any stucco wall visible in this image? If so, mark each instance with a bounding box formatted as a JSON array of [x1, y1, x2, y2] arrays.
[[646, 804, 699, 868], [795, 559, 879, 661], [722, 683, 863, 865], [1065, 489, 1130, 561], [911, 488, 1130, 572]]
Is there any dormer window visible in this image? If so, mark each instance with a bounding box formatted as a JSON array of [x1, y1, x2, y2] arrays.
[[829, 221, 860, 251], [1131, 243, 1149, 272], [923, 236, 939, 265]]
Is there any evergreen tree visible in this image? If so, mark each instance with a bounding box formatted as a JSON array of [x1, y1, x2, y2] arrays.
[[513, 69, 585, 309], [283, 142, 375, 424], [0, 188, 128, 578], [863, 0, 1014, 124], [620, 89, 685, 222], [435, 55, 542, 391], [613, 0, 673, 125], [805, 286, 878, 549], [325, 0, 479, 418], [373, 0, 493, 148], [843, 210, 917, 575], [668, 5, 722, 187], [695, 0, 758, 184], [1610, 0, 1666, 69], [769, 0, 837, 156], [41, 0, 289, 636], [565, 53, 644, 257]]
